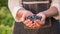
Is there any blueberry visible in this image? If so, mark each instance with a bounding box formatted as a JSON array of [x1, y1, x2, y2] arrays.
[[35, 16, 42, 20], [25, 15, 42, 23]]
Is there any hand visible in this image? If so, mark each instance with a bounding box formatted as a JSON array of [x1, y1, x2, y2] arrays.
[[23, 19, 41, 28], [37, 12, 46, 24], [23, 19, 33, 28], [15, 8, 34, 22], [32, 12, 46, 28], [32, 20, 42, 28]]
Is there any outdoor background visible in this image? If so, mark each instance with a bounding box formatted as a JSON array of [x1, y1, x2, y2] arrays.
[[0, 0, 14, 34], [0, 0, 60, 34]]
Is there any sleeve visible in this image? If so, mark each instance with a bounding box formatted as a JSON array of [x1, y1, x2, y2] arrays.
[[51, 0, 60, 20], [8, 0, 23, 19]]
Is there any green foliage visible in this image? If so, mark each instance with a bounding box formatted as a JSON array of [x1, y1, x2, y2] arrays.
[[0, 0, 8, 7], [0, 7, 14, 27], [0, 7, 14, 34], [0, 24, 12, 34], [0, 0, 14, 34]]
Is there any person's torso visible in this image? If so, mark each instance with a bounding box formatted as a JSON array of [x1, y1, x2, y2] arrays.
[[13, 0, 59, 34], [22, 0, 52, 14]]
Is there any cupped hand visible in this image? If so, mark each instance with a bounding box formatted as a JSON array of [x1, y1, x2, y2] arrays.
[[15, 8, 34, 22], [31, 12, 46, 28]]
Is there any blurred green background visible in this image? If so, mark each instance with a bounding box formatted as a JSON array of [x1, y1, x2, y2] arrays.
[[0, 0, 14, 34]]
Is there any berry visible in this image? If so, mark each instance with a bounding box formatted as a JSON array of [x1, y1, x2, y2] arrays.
[[25, 15, 42, 23]]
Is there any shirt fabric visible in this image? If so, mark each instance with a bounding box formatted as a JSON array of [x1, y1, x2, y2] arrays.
[[51, 0, 60, 20], [8, 0, 60, 20]]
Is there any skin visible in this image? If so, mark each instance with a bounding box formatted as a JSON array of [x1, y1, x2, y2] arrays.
[[15, 8, 34, 22], [42, 6, 58, 17], [16, 6, 58, 28], [34, 6, 58, 28], [8, 0, 59, 28]]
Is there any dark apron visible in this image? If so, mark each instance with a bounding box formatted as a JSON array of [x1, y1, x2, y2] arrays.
[[12, 20, 59, 34], [12, 0, 60, 34]]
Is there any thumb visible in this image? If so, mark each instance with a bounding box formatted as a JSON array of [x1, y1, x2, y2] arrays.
[[41, 16, 45, 25]]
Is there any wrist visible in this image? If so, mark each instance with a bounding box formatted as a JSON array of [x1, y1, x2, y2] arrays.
[[42, 6, 58, 17], [13, 6, 24, 17], [15, 8, 24, 22], [16, 8, 25, 17]]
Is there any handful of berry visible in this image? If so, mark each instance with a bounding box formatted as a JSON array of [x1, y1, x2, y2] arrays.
[[25, 15, 42, 23], [24, 15, 42, 29], [24, 15, 51, 29]]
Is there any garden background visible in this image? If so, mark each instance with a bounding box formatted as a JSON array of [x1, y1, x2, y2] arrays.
[[0, 0, 14, 34]]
